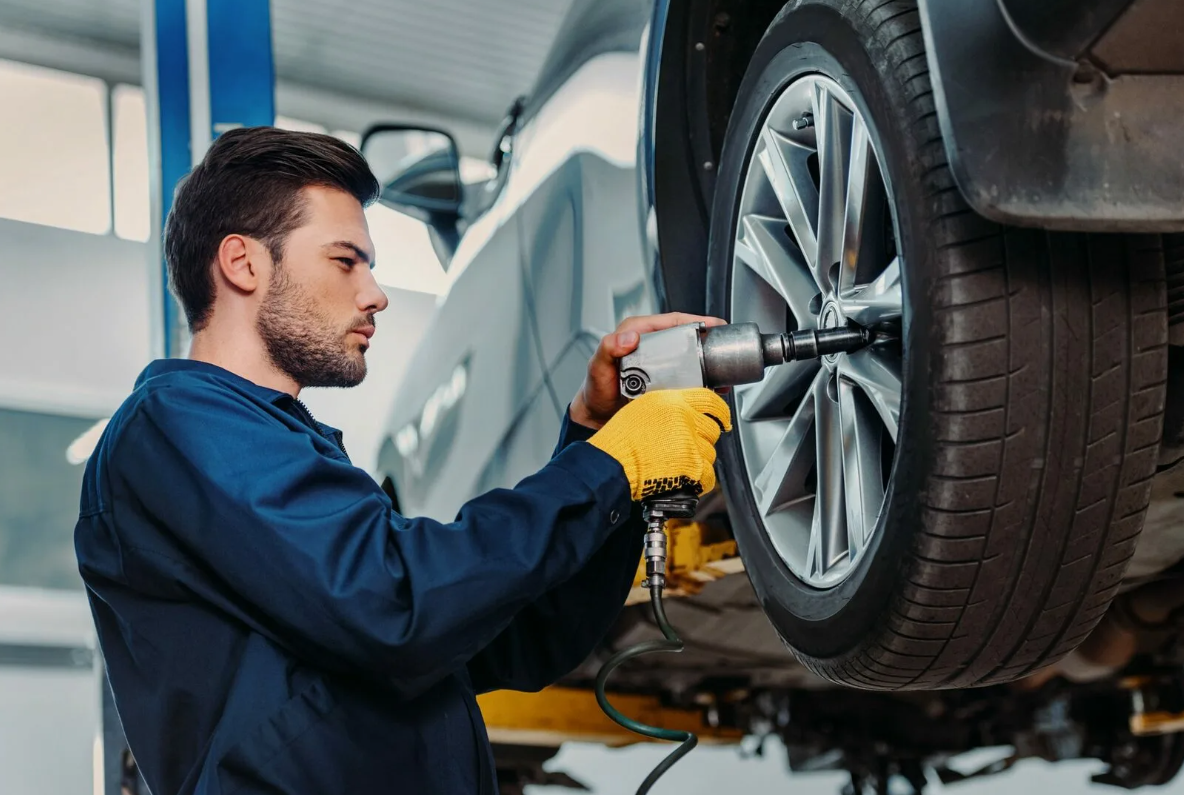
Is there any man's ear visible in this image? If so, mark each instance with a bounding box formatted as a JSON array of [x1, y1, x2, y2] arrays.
[[215, 234, 265, 294]]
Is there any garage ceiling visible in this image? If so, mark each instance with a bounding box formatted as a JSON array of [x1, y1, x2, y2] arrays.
[[0, 0, 572, 126]]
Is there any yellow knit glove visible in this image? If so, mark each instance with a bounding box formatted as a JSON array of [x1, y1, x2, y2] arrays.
[[588, 388, 733, 501]]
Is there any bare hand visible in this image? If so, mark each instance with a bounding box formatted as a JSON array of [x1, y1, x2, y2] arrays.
[[569, 312, 727, 430]]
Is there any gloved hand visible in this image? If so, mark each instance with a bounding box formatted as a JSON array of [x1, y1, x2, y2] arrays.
[[587, 388, 733, 501]]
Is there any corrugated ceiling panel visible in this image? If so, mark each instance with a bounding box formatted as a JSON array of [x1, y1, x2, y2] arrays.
[[0, 0, 140, 46], [0, 0, 571, 124]]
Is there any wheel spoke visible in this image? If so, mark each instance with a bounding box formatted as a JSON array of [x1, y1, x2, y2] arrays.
[[812, 373, 847, 576], [838, 378, 884, 554], [736, 214, 818, 325], [840, 256, 903, 326], [813, 82, 852, 293], [805, 508, 824, 580], [838, 348, 901, 442], [753, 374, 820, 519], [739, 359, 820, 422], [838, 115, 873, 297], [758, 126, 819, 274]]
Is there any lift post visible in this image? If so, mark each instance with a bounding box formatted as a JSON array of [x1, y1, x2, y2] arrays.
[[141, 0, 275, 360]]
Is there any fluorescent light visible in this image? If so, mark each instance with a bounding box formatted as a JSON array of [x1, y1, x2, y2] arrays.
[[67, 417, 110, 465], [92, 732, 104, 795]]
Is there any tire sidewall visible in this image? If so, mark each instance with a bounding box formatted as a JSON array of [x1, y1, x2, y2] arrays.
[[706, 3, 935, 661]]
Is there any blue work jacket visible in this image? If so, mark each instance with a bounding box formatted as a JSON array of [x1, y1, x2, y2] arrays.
[[75, 359, 642, 795]]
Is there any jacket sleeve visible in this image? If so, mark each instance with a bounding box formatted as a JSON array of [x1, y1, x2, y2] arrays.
[[107, 384, 633, 700], [465, 408, 645, 694]]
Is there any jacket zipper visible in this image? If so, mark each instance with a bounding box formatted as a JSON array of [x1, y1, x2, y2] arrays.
[[290, 398, 349, 459]]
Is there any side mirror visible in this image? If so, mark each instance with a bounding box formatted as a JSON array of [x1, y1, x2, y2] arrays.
[[361, 125, 463, 217], [361, 124, 464, 263]]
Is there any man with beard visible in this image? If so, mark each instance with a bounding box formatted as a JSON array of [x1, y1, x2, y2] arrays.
[[74, 126, 731, 795]]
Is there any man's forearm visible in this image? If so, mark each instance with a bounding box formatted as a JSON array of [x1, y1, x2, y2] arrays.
[[466, 504, 644, 694]]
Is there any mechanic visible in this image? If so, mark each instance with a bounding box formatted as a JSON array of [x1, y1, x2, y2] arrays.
[[74, 126, 731, 795]]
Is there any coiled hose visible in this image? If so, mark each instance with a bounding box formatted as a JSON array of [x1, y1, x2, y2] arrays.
[[594, 582, 698, 794]]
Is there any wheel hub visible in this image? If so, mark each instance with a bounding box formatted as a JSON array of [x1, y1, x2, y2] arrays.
[[819, 300, 845, 368]]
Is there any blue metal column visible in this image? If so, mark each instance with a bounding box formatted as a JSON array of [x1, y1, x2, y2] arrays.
[[142, 0, 275, 360]]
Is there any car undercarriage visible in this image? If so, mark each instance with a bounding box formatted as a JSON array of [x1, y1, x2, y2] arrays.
[[514, 463, 1184, 795]]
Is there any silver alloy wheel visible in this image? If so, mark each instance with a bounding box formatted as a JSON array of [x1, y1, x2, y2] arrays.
[[730, 74, 904, 589]]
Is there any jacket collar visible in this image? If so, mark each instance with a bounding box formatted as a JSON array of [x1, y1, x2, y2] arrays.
[[136, 359, 291, 404], [135, 359, 346, 441]]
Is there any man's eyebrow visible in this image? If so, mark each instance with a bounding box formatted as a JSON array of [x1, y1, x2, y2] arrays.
[[324, 241, 375, 268]]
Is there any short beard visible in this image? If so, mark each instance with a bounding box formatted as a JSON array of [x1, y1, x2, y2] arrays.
[[256, 264, 368, 389]]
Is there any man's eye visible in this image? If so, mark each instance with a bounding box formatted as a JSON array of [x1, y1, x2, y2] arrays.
[[335, 257, 354, 267]]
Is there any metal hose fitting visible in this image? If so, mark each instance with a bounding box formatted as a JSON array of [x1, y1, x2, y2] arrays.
[[642, 519, 668, 589]]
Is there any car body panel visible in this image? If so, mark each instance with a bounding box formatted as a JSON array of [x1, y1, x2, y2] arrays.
[[378, 200, 549, 520], [519, 151, 656, 375], [385, 42, 659, 519]]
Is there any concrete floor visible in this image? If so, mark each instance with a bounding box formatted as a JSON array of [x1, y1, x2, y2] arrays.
[[528, 738, 1184, 795]]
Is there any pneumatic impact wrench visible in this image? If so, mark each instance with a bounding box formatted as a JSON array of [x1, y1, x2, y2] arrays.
[[595, 321, 874, 794]]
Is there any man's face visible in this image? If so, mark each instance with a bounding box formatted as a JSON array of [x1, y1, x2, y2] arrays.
[[256, 186, 388, 389]]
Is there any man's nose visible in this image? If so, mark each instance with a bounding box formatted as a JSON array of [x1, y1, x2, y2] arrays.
[[359, 270, 390, 314]]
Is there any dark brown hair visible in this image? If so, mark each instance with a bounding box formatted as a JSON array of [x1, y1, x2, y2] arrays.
[[164, 126, 380, 332]]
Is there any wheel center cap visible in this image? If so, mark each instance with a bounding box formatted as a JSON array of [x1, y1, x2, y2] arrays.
[[820, 301, 842, 329], [819, 300, 845, 367]]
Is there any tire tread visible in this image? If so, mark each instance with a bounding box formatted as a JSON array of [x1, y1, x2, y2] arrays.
[[791, 0, 1167, 690], [710, 0, 1167, 692]]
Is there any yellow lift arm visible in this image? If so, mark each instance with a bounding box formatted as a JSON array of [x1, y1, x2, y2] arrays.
[[477, 686, 744, 747], [477, 521, 747, 747]]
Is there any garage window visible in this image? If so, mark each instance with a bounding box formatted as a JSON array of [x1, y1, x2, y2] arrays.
[[112, 84, 151, 242], [0, 59, 111, 235], [0, 409, 97, 591]]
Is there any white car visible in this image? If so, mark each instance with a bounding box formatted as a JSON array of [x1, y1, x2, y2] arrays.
[[362, 0, 1184, 791]]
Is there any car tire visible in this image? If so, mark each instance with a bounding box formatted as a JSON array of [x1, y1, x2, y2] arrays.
[[706, 0, 1169, 689]]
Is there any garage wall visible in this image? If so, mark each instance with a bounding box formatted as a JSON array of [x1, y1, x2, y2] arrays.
[[0, 213, 440, 469], [0, 217, 152, 418]]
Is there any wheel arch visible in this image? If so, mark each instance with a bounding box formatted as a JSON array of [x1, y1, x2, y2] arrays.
[[646, 0, 1184, 312], [648, 0, 785, 315]]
